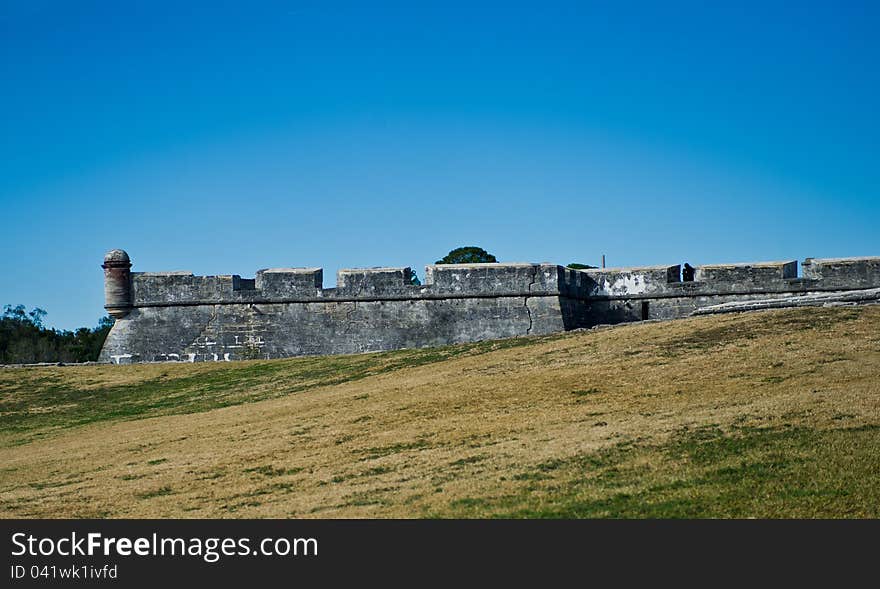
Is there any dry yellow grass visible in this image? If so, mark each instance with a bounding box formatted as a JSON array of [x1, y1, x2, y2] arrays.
[[1, 305, 879, 518]]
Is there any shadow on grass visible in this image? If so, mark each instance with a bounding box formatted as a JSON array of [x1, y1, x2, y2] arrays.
[[0, 334, 552, 446]]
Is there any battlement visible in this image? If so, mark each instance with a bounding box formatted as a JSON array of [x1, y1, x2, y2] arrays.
[[695, 259, 797, 283], [579, 265, 681, 297], [132, 272, 236, 305], [424, 263, 562, 295], [574, 260, 810, 298], [255, 268, 322, 298], [127, 262, 573, 306], [123, 256, 880, 307], [802, 256, 880, 289], [336, 267, 415, 296]]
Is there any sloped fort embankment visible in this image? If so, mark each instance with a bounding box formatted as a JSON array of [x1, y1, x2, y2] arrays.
[[98, 251, 880, 363]]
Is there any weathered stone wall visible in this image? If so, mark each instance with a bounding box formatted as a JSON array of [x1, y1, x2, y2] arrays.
[[100, 296, 569, 363], [100, 262, 584, 363], [801, 256, 880, 289], [99, 254, 880, 363], [576, 258, 879, 325]]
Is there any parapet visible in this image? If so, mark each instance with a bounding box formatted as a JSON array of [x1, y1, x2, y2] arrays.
[[108, 251, 880, 311], [802, 257, 880, 289], [571, 261, 812, 298], [336, 267, 415, 296], [256, 268, 322, 298], [123, 260, 574, 306], [132, 272, 242, 305], [578, 265, 681, 297], [696, 260, 797, 282], [423, 263, 561, 295], [689, 260, 798, 294]]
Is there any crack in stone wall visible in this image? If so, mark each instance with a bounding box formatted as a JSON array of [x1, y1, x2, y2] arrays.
[[524, 266, 537, 335]]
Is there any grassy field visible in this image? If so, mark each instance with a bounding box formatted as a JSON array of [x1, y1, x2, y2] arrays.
[[1, 305, 879, 518]]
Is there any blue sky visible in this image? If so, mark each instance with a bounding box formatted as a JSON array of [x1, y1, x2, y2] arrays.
[[1, 1, 878, 330]]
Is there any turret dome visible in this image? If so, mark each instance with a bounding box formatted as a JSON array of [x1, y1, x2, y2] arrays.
[[104, 249, 130, 264]]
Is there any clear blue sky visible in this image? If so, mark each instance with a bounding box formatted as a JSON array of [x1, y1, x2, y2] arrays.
[[1, 1, 878, 330]]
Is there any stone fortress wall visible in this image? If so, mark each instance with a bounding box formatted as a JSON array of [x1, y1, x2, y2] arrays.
[[98, 250, 880, 364]]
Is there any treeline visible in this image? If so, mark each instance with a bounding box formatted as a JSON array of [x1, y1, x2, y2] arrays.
[[0, 305, 113, 364]]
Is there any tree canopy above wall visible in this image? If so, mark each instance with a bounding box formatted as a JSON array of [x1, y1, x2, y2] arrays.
[[566, 263, 597, 270], [435, 246, 498, 265]]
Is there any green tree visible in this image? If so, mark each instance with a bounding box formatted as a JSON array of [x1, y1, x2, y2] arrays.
[[4, 304, 27, 322], [0, 306, 114, 364], [566, 263, 597, 270], [28, 307, 47, 328], [435, 246, 498, 265]]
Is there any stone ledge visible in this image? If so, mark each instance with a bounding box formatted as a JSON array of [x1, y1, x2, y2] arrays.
[[693, 288, 880, 315]]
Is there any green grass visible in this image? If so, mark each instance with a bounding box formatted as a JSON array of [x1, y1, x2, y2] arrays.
[[571, 388, 601, 397], [243, 465, 303, 477], [136, 486, 174, 500], [658, 307, 862, 356], [443, 424, 880, 518], [358, 440, 432, 461], [0, 335, 552, 445]]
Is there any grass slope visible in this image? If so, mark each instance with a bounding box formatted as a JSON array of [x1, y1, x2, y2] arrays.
[[1, 306, 879, 518]]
